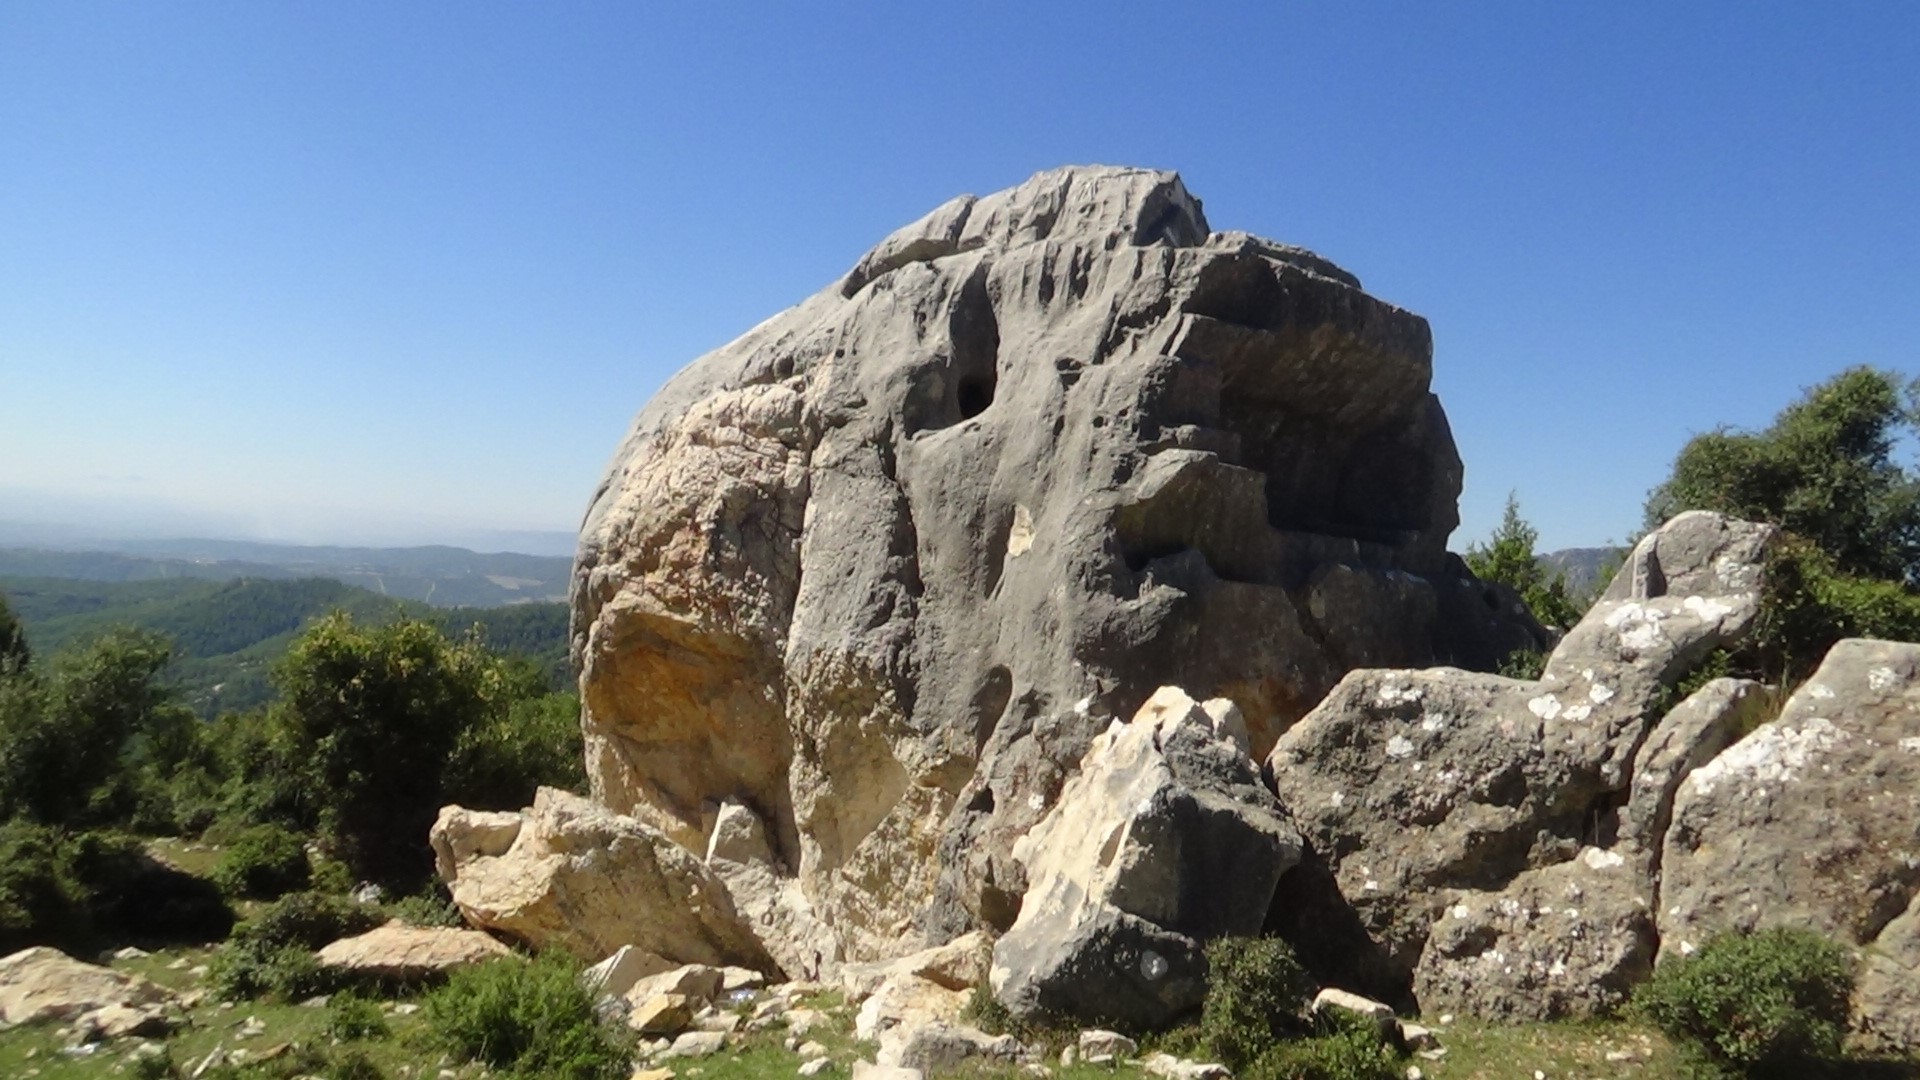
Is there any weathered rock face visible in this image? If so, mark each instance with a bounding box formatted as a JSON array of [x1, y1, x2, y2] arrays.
[[572, 164, 1544, 965], [432, 788, 775, 972], [1266, 511, 1776, 1016], [1659, 639, 1920, 1050], [992, 687, 1301, 1027]]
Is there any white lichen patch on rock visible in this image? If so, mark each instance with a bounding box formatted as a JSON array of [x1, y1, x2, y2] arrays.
[[1686, 717, 1846, 797], [1603, 603, 1667, 655], [1376, 683, 1426, 708], [1681, 595, 1736, 622]]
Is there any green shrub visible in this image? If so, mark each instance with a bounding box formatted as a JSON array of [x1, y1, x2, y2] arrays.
[[208, 938, 333, 1002], [128, 1045, 175, 1080], [0, 824, 231, 952], [1247, 1009, 1400, 1080], [1199, 937, 1316, 1069], [1632, 927, 1854, 1075], [327, 989, 391, 1040], [385, 887, 462, 928], [212, 824, 311, 899], [324, 1048, 386, 1080], [236, 890, 383, 951], [426, 952, 628, 1080]]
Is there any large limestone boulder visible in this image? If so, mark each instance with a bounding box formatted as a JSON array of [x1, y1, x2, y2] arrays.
[[1659, 638, 1920, 1050], [432, 787, 775, 972], [1266, 511, 1775, 1015], [992, 686, 1301, 1027], [0, 947, 177, 1038], [572, 164, 1543, 966]]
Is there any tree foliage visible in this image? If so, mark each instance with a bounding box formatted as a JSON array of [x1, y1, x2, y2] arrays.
[[0, 628, 198, 827], [1464, 494, 1585, 631], [0, 593, 28, 673], [266, 613, 582, 888], [1647, 367, 1920, 681], [1647, 366, 1920, 584]]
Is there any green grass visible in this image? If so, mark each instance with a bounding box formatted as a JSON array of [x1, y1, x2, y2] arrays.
[[4, 945, 1916, 1080]]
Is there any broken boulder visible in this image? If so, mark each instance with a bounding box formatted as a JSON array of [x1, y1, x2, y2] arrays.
[[314, 923, 516, 980], [0, 947, 177, 1039], [992, 686, 1301, 1027], [432, 787, 776, 973]]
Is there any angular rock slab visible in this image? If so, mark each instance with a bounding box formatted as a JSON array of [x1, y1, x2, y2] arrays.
[[314, 922, 515, 980], [0, 947, 176, 1037], [1266, 512, 1775, 1016], [432, 787, 776, 973], [573, 164, 1547, 964], [1660, 638, 1920, 1050], [992, 687, 1301, 1027]]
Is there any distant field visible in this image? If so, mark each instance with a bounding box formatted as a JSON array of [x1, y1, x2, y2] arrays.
[[0, 574, 570, 715]]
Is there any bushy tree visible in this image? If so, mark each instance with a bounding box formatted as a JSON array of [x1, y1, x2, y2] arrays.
[[0, 629, 196, 827], [0, 593, 28, 673], [1648, 367, 1920, 680], [266, 614, 583, 888], [1465, 494, 1585, 630], [1647, 366, 1920, 584]]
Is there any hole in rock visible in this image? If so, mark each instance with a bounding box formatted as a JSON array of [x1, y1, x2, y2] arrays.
[[970, 666, 1015, 755], [957, 375, 993, 419], [900, 265, 1000, 434], [1582, 788, 1625, 849]]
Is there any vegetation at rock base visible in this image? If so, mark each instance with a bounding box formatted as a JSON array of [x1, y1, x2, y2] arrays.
[[1631, 927, 1855, 1078], [425, 952, 630, 1080], [1648, 366, 1920, 684], [1246, 1009, 1400, 1080], [1178, 936, 1417, 1079]]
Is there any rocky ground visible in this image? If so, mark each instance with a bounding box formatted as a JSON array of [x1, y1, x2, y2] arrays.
[[0, 934, 1718, 1080]]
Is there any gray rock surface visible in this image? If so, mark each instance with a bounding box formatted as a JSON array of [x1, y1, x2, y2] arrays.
[[572, 164, 1543, 967], [992, 686, 1301, 1027], [1659, 639, 1920, 1050], [1266, 512, 1775, 1016]]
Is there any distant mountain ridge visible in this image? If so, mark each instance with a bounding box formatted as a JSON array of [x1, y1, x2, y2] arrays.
[[1543, 546, 1626, 594], [0, 537, 572, 608]]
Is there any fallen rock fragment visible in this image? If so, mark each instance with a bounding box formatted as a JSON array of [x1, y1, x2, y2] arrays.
[[877, 1019, 1028, 1071], [993, 686, 1300, 1027], [313, 922, 514, 980], [432, 788, 776, 973], [1659, 638, 1920, 1050], [0, 947, 177, 1039], [584, 945, 675, 998], [630, 993, 693, 1037]]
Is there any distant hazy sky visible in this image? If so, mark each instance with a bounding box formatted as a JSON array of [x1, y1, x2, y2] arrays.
[[3, 3, 1916, 553]]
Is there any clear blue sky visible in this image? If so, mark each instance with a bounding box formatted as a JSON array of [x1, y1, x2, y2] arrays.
[[3, 3, 1915, 554]]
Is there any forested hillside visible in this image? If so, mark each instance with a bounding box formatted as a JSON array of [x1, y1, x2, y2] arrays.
[[0, 575, 568, 714], [0, 540, 570, 607]]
